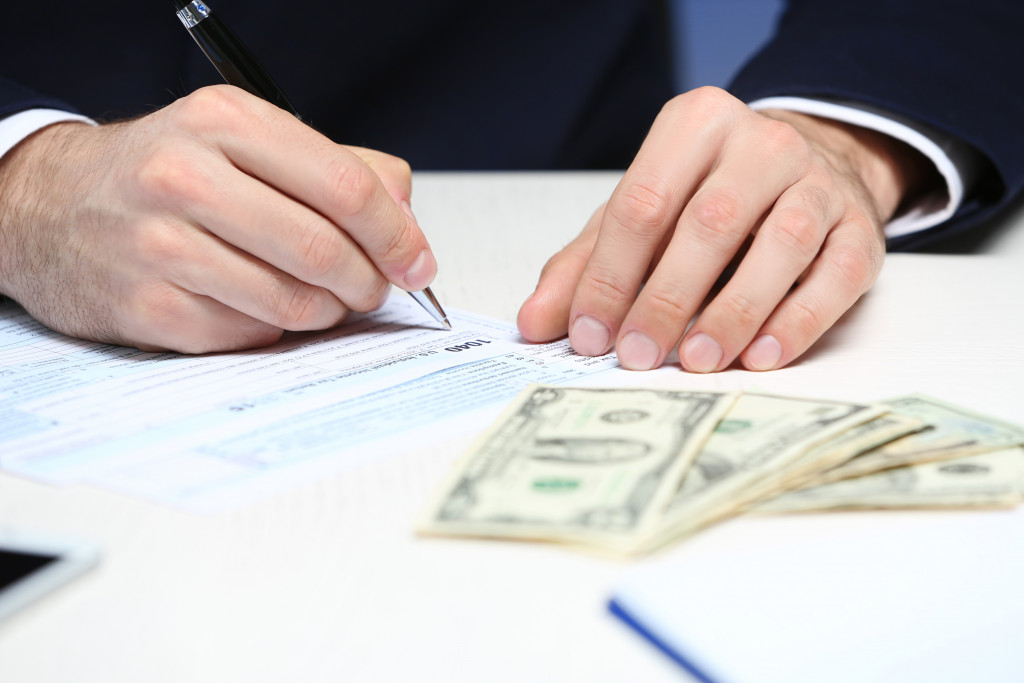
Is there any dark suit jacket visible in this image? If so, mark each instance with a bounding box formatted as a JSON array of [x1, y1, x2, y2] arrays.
[[1, 0, 1021, 250], [0, 1, 672, 171], [728, 0, 1024, 250]]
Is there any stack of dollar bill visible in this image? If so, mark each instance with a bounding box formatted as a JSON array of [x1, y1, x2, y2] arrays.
[[418, 386, 1024, 557]]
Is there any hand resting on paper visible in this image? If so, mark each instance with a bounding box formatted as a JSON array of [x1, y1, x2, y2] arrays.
[[518, 87, 936, 373]]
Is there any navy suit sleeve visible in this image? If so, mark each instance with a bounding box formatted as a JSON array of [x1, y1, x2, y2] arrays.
[[0, 77, 78, 119], [728, 0, 1024, 251]]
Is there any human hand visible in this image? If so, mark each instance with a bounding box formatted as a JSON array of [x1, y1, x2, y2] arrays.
[[518, 87, 933, 372], [0, 85, 434, 353]]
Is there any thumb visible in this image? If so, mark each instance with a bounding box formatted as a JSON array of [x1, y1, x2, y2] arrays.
[[517, 204, 604, 342], [344, 145, 413, 209]]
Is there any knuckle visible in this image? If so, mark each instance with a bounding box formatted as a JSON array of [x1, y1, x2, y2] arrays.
[[580, 266, 636, 306], [539, 243, 590, 280], [380, 154, 412, 181], [688, 188, 746, 242], [133, 223, 189, 269], [826, 239, 876, 293], [718, 290, 761, 330], [657, 93, 688, 120], [348, 275, 391, 313], [610, 179, 675, 238], [296, 223, 343, 282], [135, 284, 193, 340], [134, 147, 208, 207], [376, 219, 414, 265], [275, 284, 325, 329], [392, 155, 413, 178], [359, 149, 413, 185], [786, 295, 827, 341], [323, 159, 375, 217], [761, 118, 806, 154], [797, 185, 832, 220], [767, 206, 823, 255], [172, 85, 246, 133], [643, 285, 694, 325], [669, 86, 736, 118]]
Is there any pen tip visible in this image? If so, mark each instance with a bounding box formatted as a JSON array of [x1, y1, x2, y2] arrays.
[[442, 319, 452, 331]]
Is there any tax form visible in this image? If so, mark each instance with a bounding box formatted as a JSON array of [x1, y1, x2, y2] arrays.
[[0, 295, 619, 511]]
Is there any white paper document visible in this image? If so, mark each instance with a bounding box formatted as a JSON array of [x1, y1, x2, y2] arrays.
[[610, 512, 1024, 682], [0, 295, 620, 511]]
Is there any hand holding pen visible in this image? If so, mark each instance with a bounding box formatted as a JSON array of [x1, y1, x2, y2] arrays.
[[173, 0, 449, 330], [0, 1, 448, 354]]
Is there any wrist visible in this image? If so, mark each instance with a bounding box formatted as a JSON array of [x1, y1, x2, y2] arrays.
[[758, 108, 938, 222], [0, 121, 95, 298]]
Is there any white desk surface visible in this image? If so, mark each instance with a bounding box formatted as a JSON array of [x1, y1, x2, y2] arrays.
[[1, 172, 1022, 682]]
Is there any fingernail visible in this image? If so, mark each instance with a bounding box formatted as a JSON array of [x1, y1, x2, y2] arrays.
[[400, 199, 416, 222], [746, 334, 782, 371], [404, 249, 436, 290], [682, 332, 723, 373], [569, 315, 611, 356], [618, 331, 661, 371]]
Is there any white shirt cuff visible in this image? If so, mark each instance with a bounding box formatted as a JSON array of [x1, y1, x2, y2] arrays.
[[0, 109, 96, 160], [748, 96, 980, 239]]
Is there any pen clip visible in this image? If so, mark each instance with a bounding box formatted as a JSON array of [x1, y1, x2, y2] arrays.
[[175, 1, 211, 29]]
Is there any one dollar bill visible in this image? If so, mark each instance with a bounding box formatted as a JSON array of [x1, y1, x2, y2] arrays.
[[753, 447, 1024, 513], [626, 393, 884, 555], [806, 394, 1024, 485], [418, 385, 737, 546]]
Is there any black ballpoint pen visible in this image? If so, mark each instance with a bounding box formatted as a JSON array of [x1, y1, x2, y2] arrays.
[[171, 0, 452, 331]]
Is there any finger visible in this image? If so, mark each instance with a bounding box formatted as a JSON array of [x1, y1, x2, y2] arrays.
[[614, 118, 808, 371], [345, 145, 414, 209], [154, 148, 391, 314], [568, 90, 738, 357], [739, 213, 885, 371], [121, 282, 285, 354], [135, 217, 354, 333], [517, 205, 604, 342], [676, 180, 836, 373], [181, 87, 435, 291]]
